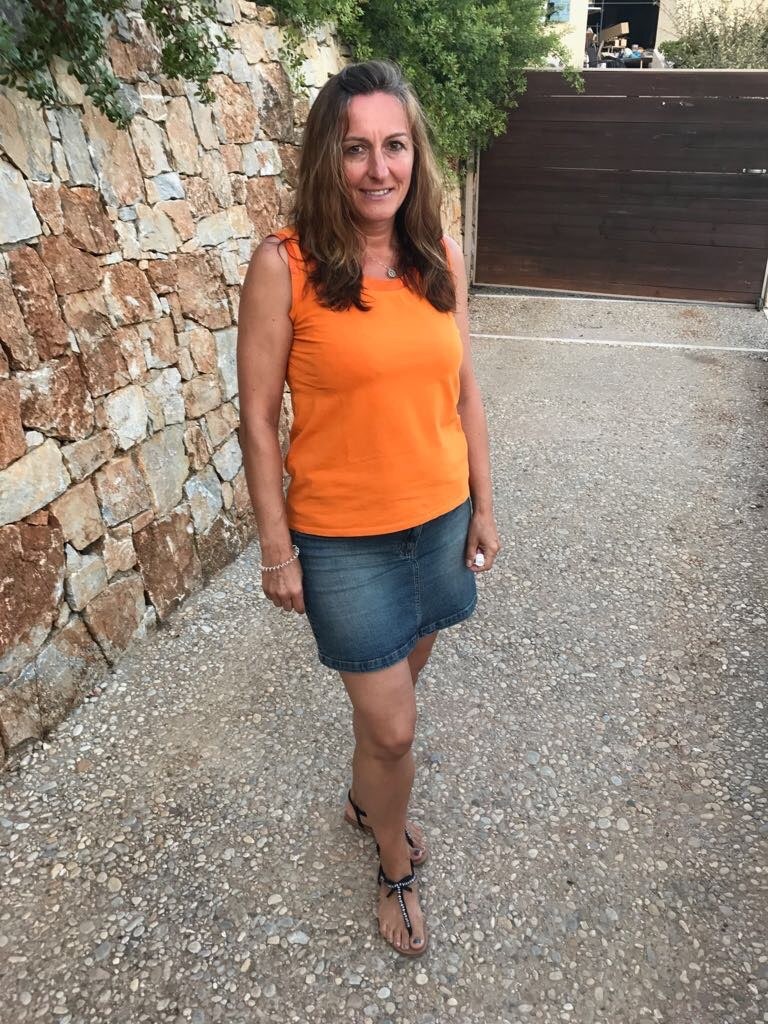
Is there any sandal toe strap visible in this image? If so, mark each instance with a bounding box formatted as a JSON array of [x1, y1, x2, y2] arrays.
[[379, 865, 417, 936]]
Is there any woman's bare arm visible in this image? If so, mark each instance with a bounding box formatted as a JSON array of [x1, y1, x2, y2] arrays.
[[444, 235, 501, 571], [237, 236, 304, 612]]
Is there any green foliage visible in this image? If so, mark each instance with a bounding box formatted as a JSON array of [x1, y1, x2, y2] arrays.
[[0, 0, 231, 128], [272, 0, 568, 161], [659, 0, 768, 69]]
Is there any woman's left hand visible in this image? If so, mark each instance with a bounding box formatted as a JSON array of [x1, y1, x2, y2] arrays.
[[465, 509, 501, 572]]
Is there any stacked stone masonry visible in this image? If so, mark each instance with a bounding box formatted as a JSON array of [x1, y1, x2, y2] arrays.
[[0, 4, 338, 767], [0, 3, 463, 768]]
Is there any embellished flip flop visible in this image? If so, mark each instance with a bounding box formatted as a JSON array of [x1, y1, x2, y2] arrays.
[[378, 859, 429, 957], [344, 789, 428, 866]]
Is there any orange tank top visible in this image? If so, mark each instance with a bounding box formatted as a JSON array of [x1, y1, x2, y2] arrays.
[[276, 229, 469, 536]]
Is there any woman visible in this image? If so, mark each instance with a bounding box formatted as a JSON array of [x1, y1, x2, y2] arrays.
[[237, 60, 500, 957]]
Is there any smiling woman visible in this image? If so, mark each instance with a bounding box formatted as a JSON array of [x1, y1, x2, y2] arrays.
[[236, 60, 500, 959]]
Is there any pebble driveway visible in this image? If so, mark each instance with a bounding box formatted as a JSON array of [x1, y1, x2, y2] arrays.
[[2, 294, 767, 1024]]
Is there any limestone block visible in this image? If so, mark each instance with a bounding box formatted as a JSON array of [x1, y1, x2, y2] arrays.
[[145, 172, 185, 203], [107, 23, 162, 81], [204, 402, 238, 448], [243, 140, 282, 177], [212, 75, 258, 144], [0, 439, 70, 525], [212, 434, 242, 481], [146, 258, 178, 295], [79, 332, 131, 397], [184, 464, 223, 533], [196, 210, 235, 247], [137, 424, 188, 514], [221, 480, 233, 509], [0, 347, 8, 377], [183, 421, 212, 471], [220, 144, 243, 173], [17, 354, 95, 441], [61, 186, 118, 254], [115, 219, 141, 260], [187, 327, 217, 374], [140, 317, 177, 369], [7, 246, 69, 360], [82, 105, 145, 207], [55, 109, 97, 186], [101, 523, 137, 578], [0, 275, 38, 370], [144, 367, 184, 431], [129, 116, 170, 177], [39, 235, 101, 295], [229, 51, 253, 84], [245, 175, 281, 242], [276, 144, 300, 188], [215, 0, 240, 22], [35, 616, 107, 729], [114, 324, 148, 381], [50, 479, 105, 550], [93, 453, 152, 526], [214, 327, 238, 400], [200, 512, 244, 581], [176, 346, 196, 380], [82, 572, 147, 665], [0, 673, 43, 753], [103, 384, 148, 449], [201, 150, 234, 208], [27, 182, 65, 235], [61, 431, 115, 482], [175, 252, 231, 329], [133, 508, 202, 619], [137, 84, 167, 121], [0, 160, 42, 245], [185, 176, 219, 218], [220, 249, 241, 286], [157, 199, 195, 241], [60, 287, 111, 354], [0, 517, 64, 666], [233, 21, 267, 63], [0, 380, 27, 470], [255, 62, 294, 141], [165, 97, 201, 174], [0, 92, 53, 181], [103, 261, 160, 326], [135, 203, 180, 254], [185, 85, 219, 150], [183, 376, 221, 419], [65, 547, 108, 611], [232, 466, 251, 517]]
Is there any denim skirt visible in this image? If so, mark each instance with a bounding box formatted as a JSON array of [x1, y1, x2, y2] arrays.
[[290, 499, 477, 673]]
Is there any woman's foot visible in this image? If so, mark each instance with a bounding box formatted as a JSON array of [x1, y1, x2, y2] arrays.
[[377, 856, 428, 956], [345, 791, 428, 865]]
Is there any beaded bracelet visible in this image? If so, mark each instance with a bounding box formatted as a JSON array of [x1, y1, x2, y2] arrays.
[[259, 544, 300, 573]]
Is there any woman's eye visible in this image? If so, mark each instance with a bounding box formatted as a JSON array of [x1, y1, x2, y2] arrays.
[[344, 145, 364, 156], [388, 140, 405, 151]]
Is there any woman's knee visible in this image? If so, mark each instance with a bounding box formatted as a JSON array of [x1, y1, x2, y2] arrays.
[[361, 718, 415, 761]]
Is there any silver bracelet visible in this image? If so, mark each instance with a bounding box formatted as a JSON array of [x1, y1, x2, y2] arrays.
[[259, 544, 300, 573]]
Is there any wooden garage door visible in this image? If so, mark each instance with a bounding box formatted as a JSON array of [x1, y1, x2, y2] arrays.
[[474, 70, 768, 305]]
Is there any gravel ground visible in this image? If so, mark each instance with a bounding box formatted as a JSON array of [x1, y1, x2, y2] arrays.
[[2, 296, 767, 1024]]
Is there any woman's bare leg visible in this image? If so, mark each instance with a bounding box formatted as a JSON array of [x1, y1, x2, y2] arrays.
[[407, 632, 437, 686], [342, 659, 426, 953]]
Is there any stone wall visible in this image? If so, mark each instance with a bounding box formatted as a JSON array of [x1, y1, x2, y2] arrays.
[[0, 4, 463, 769], [0, 3, 345, 767]]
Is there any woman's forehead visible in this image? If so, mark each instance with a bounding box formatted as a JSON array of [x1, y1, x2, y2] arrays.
[[344, 92, 410, 138]]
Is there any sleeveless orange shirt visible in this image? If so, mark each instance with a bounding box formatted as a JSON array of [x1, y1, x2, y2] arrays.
[[277, 229, 469, 536]]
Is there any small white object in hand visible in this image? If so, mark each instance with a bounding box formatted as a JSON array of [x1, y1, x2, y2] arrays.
[[473, 552, 485, 567]]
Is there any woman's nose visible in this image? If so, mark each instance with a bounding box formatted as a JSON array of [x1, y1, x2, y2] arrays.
[[367, 149, 388, 179]]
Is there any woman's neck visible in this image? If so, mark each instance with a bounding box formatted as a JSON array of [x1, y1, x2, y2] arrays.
[[360, 221, 397, 254]]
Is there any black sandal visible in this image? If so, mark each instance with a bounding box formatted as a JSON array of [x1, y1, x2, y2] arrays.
[[344, 790, 428, 865], [378, 859, 429, 957]]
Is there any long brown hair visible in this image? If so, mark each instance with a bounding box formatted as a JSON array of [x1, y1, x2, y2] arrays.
[[290, 60, 456, 313]]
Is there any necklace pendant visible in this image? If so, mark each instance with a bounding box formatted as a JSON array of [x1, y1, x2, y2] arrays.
[[386, 266, 398, 279]]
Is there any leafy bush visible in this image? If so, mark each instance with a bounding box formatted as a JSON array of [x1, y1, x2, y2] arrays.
[[659, 0, 768, 69]]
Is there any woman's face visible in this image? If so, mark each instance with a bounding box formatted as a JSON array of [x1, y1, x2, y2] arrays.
[[342, 91, 415, 230]]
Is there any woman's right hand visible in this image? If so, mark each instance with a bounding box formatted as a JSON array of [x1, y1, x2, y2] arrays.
[[261, 559, 305, 614]]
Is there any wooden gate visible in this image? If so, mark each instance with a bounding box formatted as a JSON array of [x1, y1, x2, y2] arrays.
[[473, 70, 768, 305]]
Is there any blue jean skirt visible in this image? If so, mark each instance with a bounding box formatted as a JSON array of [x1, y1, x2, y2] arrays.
[[290, 499, 477, 673]]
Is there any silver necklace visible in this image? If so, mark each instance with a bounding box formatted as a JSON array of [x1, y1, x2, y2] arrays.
[[366, 251, 399, 279]]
